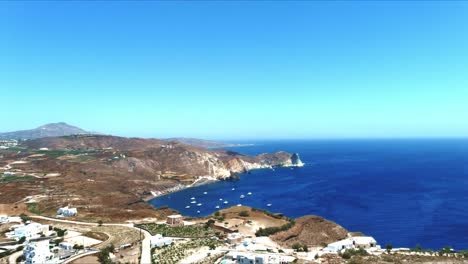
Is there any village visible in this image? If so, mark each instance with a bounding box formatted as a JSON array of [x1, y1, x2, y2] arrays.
[[0, 202, 397, 264]]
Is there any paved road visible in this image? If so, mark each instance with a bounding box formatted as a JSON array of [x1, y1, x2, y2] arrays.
[[30, 216, 152, 264], [139, 228, 152, 264], [7, 250, 22, 264]]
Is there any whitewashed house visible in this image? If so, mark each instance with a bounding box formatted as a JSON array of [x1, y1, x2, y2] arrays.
[[57, 206, 77, 217], [150, 234, 173, 248], [352, 236, 377, 248], [226, 251, 296, 264], [7, 223, 49, 240], [23, 239, 59, 264], [323, 236, 379, 253], [323, 238, 354, 253]]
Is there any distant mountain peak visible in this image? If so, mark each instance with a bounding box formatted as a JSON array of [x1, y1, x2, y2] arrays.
[[0, 122, 91, 140]]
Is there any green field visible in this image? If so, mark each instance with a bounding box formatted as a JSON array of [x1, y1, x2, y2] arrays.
[[137, 224, 216, 238]]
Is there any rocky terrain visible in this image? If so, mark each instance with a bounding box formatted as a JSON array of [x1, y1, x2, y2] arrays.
[[0, 122, 90, 140], [271, 215, 348, 248], [0, 134, 303, 221]]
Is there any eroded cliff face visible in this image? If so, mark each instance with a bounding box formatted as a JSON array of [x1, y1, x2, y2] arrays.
[[112, 148, 304, 181]]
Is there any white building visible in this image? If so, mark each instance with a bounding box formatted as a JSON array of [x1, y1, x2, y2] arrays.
[[59, 242, 74, 251], [323, 238, 354, 253], [323, 236, 378, 253], [0, 215, 7, 224], [352, 236, 377, 248], [7, 223, 49, 240], [225, 252, 295, 264], [227, 232, 243, 244], [23, 239, 59, 264], [150, 234, 173, 248], [57, 206, 77, 217]]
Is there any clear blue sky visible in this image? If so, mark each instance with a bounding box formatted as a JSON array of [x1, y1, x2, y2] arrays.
[[1, 1, 467, 140]]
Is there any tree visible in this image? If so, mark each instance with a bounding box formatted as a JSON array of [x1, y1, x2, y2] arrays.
[[18, 237, 26, 244], [98, 220, 103, 227], [19, 214, 30, 223], [386, 244, 393, 253], [414, 244, 422, 252], [204, 219, 215, 229]]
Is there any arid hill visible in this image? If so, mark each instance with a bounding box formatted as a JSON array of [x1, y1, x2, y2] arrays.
[[0, 135, 302, 221], [270, 215, 348, 248], [0, 122, 90, 140]]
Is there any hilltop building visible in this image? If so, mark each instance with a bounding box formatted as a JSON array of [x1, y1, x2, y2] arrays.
[[323, 236, 379, 253], [57, 206, 77, 217]]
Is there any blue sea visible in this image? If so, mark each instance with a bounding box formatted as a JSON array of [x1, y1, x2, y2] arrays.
[[149, 139, 468, 250]]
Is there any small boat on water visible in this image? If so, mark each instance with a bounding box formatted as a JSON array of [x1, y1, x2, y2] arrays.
[[215, 205, 220, 209], [203, 191, 207, 194], [191, 197, 195, 200], [197, 210, 200, 214], [185, 206, 190, 209], [240, 195, 245, 199], [224, 201, 228, 204], [191, 201, 196, 204], [267, 203, 272, 207], [232, 188, 235, 191], [219, 198, 223, 201], [237, 204, 242, 207], [247, 192, 252, 196], [197, 203, 202, 206]]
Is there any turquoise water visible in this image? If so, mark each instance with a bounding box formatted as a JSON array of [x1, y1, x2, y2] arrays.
[[149, 139, 468, 250]]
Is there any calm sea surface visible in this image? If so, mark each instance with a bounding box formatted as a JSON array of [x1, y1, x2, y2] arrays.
[[149, 139, 468, 249]]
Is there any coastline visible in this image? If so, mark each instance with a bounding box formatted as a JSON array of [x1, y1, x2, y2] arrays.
[[145, 162, 305, 203]]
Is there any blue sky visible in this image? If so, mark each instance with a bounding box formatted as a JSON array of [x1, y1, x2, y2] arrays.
[[1, 1, 467, 139]]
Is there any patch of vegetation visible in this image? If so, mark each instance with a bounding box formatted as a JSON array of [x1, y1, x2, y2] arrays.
[[292, 242, 308, 252], [19, 213, 31, 222], [0, 175, 35, 183], [84, 231, 109, 241], [53, 227, 67, 237], [97, 244, 115, 264], [137, 223, 216, 238], [151, 238, 222, 264], [255, 219, 295, 237], [26, 203, 44, 215], [238, 211, 250, 217], [340, 248, 369, 259]]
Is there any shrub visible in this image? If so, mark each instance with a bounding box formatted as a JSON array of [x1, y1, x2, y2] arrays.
[[19, 214, 31, 223], [54, 227, 67, 237], [238, 211, 249, 217], [255, 220, 295, 236], [385, 244, 393, 253], [97, 244, 115, 264], [292, 242, 308, 252], [340, 248, 368, 259]]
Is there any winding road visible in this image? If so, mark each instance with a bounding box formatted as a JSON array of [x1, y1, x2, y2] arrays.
[[30, 216, 152, 264]]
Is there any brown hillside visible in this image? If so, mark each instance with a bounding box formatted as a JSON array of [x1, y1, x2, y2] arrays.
[[271, 215, 348, 247]]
